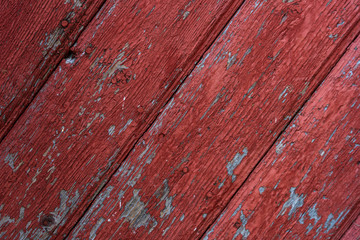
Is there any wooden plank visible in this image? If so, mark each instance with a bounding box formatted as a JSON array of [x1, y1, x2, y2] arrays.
[[66, 1, 360, 239], [0, 0, 245, 239], [342, 215, 360, 240], [0, 0, 106, 141], [203, 35, 360, 240]]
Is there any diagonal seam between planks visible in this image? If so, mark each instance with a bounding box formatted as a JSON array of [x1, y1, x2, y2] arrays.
[[199, 14, 360, 240], [64, 0, 249, 238], [0, 0, 108, 144], [333, 201, 360, 239]]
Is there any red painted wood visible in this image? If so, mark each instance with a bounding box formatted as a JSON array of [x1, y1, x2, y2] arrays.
[[204, 36, 360, 240], [0, 0, 244, 238], [65, 1, 360, 239], [0, 0, 106, 141], [342, 215, 360, 240]]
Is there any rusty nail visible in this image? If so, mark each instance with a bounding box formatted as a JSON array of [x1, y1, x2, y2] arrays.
[[182, 166, 189, 173], [61, 20, 69, 28], [41, 214, 55, 227]]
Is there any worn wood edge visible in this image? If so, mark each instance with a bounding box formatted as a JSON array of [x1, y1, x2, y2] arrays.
[[200, 12, 360, 240], [337, 201, 360, 239], [0, 0, 107, 142]]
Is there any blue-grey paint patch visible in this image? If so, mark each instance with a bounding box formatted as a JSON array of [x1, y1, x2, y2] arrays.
[[0, 215, 15, 228], [200, 88, 227, 120], [325, 127, 337, 146], [256, 21, 266, 38], [155, 180, 175, 219], [278, 86, 289, 101], [337, 19, 345, 27], [274, 180, 280, 189], [276, 139, 286, 155], [277, 187, 305, 219], [238, 47, 252, 67], [299, 213, 305, 224], [89, 217, 105, 240], [162, 216, 176, 236], [108, 125, 115, 136], [203, 214, 207, 218], [324, 209, 349, 233], [231, 204, 242, 218], [301, 166, 311, 183], [203, 210, 227, 240], [180, 214, 185, 221], [183, 11, 190, 20], [218, 178, 226, 189], [300, 204, 322, 235], [118, 119, 133, 134], [233, 210, 252, 240], [120, 189, 157, 230], [227, 52, 238, 69], [259, 186, 265, 194], [329, 34, 338, 42], [227, 148, 248, 182], [4, 153, 17, 170], [70, 186, 113, 239]]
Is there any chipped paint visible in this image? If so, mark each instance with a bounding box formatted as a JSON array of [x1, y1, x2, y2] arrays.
[[233, 210, 252, 240], [227, 147, 248, 182], [120, 189, 157, 230], [277, 187, 305, 219]]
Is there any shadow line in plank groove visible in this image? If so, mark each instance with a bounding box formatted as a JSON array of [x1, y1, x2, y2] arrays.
[[65, 0, 248, 238], [199, 14, 360, 240], [0, 0, 108, 144]]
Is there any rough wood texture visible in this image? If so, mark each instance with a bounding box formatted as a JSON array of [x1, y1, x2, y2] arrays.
[[204, 35, 360, 240], [66, 1, 360, 239], [342, 215, 360, 240], [0, 0, 106, 141], [0, 0, 245, 238]]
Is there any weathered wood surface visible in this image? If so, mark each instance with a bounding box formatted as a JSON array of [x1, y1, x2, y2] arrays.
[[66, 1, 360, 239], [0, 0, 106, 141], [204, 35, 360, 240], [342, 215, 360, 240], [0, 0, 246, 238]]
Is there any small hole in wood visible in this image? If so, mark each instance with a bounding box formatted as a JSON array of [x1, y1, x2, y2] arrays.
[[64, 50, 76, 64], [41, 214, 55, 227]]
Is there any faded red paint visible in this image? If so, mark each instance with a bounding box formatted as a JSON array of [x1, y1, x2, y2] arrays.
[[0, 0, 245, 238], [65, 1, 359, 239], [342, 215, 360, 240], [204, 35, 360, 240], [0, 0, 359, 239], [0, 0, 106, 141]]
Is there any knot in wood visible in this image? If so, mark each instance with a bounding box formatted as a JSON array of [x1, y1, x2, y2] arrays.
[[61, 20, 69, 28]]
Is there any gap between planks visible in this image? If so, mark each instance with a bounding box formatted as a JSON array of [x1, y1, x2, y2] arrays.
[[64, 0, 249, 237], [0, 0, 108, 143], [200, 16, 360, 240]]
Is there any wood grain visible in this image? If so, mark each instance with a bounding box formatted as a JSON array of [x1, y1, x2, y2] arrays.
[[0, 0, 106, 141], [342, 215, 360, 240], [0, 0, 245, 238], [66, 0, 360, 239], [204, 35, 360, 240]]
